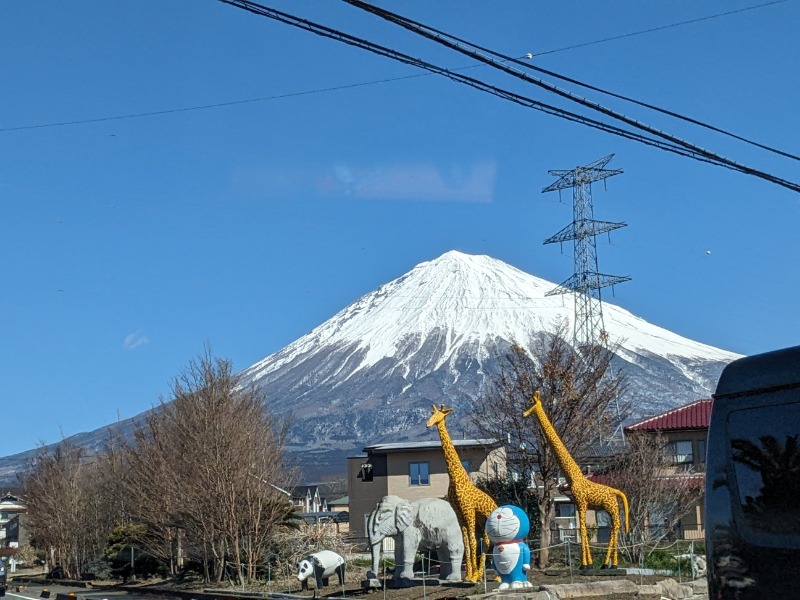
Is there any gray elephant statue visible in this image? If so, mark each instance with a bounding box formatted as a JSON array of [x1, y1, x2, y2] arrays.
[[367, 495, 464, 584]]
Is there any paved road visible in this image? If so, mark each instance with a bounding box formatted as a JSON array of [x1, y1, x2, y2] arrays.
[[5, 584, 159, 600]]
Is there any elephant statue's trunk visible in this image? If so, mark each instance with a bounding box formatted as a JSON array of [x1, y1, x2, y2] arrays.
[[367, 511, 384, 578], [369, 536, 383, 578]]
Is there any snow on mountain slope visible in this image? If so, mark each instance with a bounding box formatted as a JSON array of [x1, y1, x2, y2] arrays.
[[242, 250, 738, 389], [232, 251, 740, 471]]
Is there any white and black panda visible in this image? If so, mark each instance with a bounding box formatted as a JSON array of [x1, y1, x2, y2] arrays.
[[296, 550, 345, 590]]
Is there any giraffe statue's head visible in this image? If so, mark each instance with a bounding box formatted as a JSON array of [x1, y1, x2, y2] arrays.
[[426, 403, 453, 428], [522, 390, 542, 418]]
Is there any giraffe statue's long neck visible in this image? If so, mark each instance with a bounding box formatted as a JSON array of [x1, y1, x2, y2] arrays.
[[531, 403, 584, 483], [435, 421, 471, 486]]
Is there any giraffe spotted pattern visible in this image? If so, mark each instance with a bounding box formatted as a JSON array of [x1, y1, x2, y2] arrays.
[[427, 404, 497, 582], [523, 391, 629, 568]]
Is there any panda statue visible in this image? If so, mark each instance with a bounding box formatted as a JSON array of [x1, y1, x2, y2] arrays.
[[296, 550, 345, 591], [486, 504, 533, 590]]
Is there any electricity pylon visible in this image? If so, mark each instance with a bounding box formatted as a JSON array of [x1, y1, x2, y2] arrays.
[[542, 154, 630, 346], [542, 154, 630, 446]]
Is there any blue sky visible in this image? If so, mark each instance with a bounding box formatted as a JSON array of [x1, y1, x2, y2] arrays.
[[2, 1, 799, 457]]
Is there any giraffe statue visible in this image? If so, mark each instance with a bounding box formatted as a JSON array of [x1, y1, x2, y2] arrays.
[[523, 391, 629, 569], [426, 404, 497, 582]]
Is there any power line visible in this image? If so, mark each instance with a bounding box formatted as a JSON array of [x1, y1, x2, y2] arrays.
[[534, 0, 789, 57], [213, 1, 710, 159], [343, 0, 800, 164], [0, 77, 427, 133], [220, 0, 800, 193], [2, 1, 786, 136], [342, 0, 800, 187]]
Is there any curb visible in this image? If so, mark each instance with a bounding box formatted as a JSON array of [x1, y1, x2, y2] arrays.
[[116, 586, 263, 600]]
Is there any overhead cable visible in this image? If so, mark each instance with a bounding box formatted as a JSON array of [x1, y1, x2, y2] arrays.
[[342, 0, 800, 188], [219, 0, 800, 193], [536, 0, 788, 57], [216, 0, 725, 163], [344, 0, 799, 164], [4, 0, 787, 144], [0, 77, 427, 133]]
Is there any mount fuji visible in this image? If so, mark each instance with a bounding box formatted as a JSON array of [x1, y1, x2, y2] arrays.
[[239, 251, 738, 473], [0, 251, 740, 483]]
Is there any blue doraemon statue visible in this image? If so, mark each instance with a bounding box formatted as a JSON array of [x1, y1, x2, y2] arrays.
[[486, 504, 533, 590]]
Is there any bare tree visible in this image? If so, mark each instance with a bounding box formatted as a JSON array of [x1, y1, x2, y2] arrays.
[[21, 441, 87, 578], [319, 474, 348, 498], [124, 350, 296, 583], [469, 320, 626, 567], [607, 432, 704, 563], [82, 432, 137, 565], [123, 411, 185, 575], [21, 430, 144, 580], [20, 352, 296, 583]]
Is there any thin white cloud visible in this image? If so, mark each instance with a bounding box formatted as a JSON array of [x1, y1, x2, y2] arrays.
[[319, 161, 497, 202], [123, 330, 149, 350], [231, 160, 497, 203]]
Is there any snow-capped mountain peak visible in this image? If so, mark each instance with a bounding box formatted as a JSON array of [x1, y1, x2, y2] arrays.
[[243, 250, 738, 390]]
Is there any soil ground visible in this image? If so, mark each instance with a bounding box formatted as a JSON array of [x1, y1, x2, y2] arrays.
[[13, 565, 694, 600], [198, 568, 687, 600]]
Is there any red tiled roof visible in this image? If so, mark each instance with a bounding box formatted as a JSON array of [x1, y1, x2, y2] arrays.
[[625, 398, 713, 432]]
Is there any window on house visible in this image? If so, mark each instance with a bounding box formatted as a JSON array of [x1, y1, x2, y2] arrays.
[[596, 510, 612, 527], [461, 459, 471, 472], [697, 439, 706, 463], [409, 461, 430, 486], [671, 440, 694, 464], [556, 503, 576, 518]]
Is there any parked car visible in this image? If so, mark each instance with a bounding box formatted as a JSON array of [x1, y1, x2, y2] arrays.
[[705, 345, 800, 599]]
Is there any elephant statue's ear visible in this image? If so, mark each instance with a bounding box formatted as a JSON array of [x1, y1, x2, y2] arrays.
[[377, 505, 397, 536], [395, 500, 414, 532], [366, 512, 379, 542]]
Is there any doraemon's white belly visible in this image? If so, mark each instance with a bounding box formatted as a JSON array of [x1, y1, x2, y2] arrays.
[[493, 543, 521, 574]]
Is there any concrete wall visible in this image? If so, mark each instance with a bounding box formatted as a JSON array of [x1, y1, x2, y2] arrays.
[[347, 445, 506, 540]]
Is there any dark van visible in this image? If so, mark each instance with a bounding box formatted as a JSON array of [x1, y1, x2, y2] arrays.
[[705, 345, 800, 599]]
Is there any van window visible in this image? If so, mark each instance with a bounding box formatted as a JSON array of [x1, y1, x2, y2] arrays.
[[727, 402, 800, 537]]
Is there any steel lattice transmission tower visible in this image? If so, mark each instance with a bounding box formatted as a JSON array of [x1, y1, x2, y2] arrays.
[[542, 154, 630, 347]]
